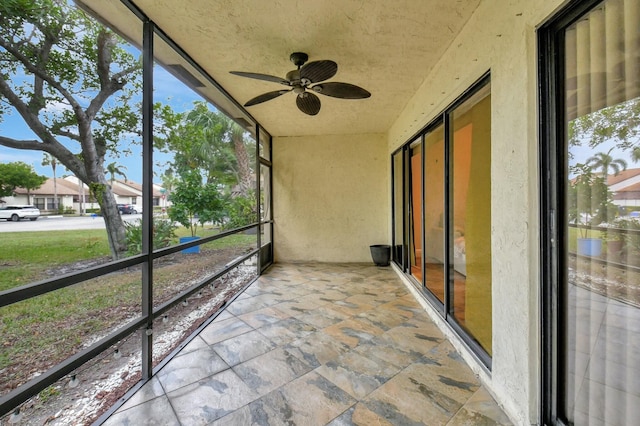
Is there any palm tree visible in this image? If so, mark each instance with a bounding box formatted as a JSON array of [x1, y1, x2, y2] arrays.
[[160, 168, 178, 204], [631, 147, 640, 163], [229, 121, 253, 197], [105, 162, 128, 186], [42, 153, 58, 210], [586, 147, 627, 177], [182, 102, 254, 197]]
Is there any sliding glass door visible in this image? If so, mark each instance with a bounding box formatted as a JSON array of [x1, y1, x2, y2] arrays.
[[424, 124, 445, 304], [541, 0, 640, 423], [391, 76, 492, 363], [409, 138, 423, 282], [392, 149, 405, 267], [450, 85, 492, 356]]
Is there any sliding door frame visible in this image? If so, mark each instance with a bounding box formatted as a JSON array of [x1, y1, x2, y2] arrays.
[[391, 72, 492, 367], [538, 0, 608, 424]]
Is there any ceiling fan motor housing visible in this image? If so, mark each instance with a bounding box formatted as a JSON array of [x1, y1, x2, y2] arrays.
[[286, 69, 301, 82]]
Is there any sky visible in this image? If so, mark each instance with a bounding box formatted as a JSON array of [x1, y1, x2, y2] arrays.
[[3, 69, 634, 184], [1, 11, 637, 185], [0, 55, 205, 185], [569, 139, 629, 176]]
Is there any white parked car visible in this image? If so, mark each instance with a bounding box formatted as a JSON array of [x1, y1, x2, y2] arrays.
[[0, 205, 40, 221]]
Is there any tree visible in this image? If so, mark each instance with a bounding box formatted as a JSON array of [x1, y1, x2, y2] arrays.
[[41, 153, 58, 209], [568, 164, 616, 232], [0, 162, 47, 202], [229, 122, 254, 197], [569, 97, 640, 161], [586, 147, 627, 177], [105, 162, 127, 186], [159, 168, 178, 203], [222, 189, 258, 230], [167, 102, 255, 197], [167, 169, 225, 237], [0, 0, 142, 259]]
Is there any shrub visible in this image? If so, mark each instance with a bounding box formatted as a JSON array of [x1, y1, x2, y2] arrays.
[[124, 218, 177, 255], [611, 217, 640, 254], [222, 192, 257, 230]]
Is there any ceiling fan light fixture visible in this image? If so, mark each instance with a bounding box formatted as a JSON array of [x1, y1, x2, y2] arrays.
[[293, 86, 305, 94]]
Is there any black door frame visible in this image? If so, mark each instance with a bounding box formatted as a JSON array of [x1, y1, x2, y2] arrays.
[[390, 73, 492, 368], [538, 0, 606, 424]]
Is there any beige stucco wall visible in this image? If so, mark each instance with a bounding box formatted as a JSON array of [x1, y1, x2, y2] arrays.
[[387, 0, 567, 424], [273, 133, 389, 263]]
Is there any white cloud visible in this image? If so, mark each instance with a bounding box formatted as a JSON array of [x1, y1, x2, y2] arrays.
[[44, 100, 73, 113]]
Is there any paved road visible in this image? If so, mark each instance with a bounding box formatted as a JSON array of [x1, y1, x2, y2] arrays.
[[0, 214, 144, 232]]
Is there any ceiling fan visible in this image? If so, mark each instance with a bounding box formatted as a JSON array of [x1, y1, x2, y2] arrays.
[[230, 52, 371, 116]]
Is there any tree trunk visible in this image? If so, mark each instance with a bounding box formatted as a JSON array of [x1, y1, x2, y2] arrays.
[[53, 178, 58, 210], [97, 184, 127, 259], [52, 162, 58, 210], [232, 130, 253, 197], [85, 173, 127, 260], [79, 183, 84, 215]]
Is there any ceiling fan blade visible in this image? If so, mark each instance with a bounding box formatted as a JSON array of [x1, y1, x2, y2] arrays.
[[296, 92, 321, 115], [245, 89, 291, 107], [229, 71, 290, 86], [312, 82, 371, 99], [300, 60, 337, 83]]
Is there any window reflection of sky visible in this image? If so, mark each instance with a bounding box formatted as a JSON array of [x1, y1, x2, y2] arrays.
[[567, 98, 640, 179]]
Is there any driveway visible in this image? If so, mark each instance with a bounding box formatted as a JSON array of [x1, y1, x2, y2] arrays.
[[0, 214, 143, 232]]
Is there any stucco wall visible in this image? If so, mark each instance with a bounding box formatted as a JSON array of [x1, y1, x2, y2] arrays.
[[273, 133, 389, 263], [387, 1, 566, 424]]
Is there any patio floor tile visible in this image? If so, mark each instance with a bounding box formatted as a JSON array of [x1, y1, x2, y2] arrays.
[[156, 346, 229, 393], [232, 347, 313, 396], [102, 263, 512, 426], [167, 369, 259, 424], [212, 329, 277, 366]]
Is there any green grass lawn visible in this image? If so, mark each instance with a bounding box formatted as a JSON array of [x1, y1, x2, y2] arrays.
[[0, 226, 256, 291], [0, 225, 256, 387], [0, 230, 111, 292], [1, 270, 142, 379], [567, 226, 606, 253]]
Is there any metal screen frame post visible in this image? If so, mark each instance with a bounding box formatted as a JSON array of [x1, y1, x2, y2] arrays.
[[141, 18, 154, 380], [256, 124, 262, 276]]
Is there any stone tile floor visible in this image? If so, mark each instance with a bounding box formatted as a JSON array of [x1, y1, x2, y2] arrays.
[[102, 263, 512, 425]]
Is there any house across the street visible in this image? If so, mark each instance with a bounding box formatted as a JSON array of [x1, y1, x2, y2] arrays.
[[1, 177, 165, 214], [608, 167, 640, 208]]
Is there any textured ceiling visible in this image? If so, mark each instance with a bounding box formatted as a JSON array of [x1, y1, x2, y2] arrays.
[[81, 0, 481, 137]]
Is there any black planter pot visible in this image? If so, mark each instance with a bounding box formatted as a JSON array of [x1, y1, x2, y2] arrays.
[[370, 244, 391, 266]]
